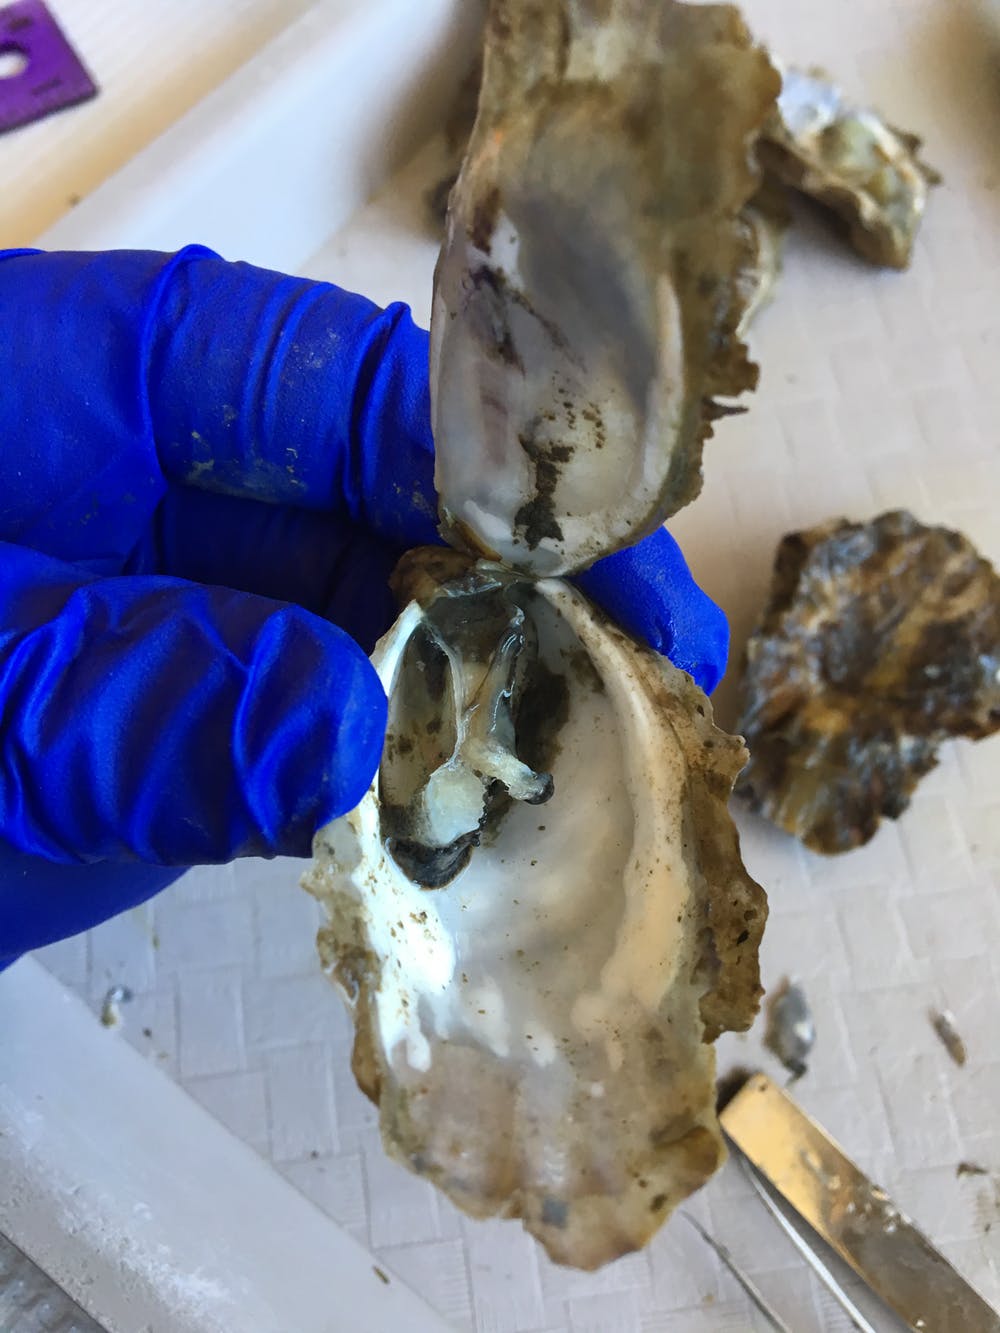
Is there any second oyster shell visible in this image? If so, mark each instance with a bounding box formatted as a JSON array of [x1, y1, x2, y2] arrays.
[[737, 511, 1000, 855]]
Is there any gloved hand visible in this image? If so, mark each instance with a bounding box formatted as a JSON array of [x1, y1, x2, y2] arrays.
[[0, 247, 728, 969]]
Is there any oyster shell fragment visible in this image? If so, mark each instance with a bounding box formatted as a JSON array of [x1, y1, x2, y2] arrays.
[[305, 551, 765, 1269], [737, 511, 1000, 855], [430, 0, 779, 576], [760, 64, 938, 270], [735, 179, 790, 336]]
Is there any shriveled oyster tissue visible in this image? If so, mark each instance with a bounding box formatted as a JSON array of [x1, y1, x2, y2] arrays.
[[303, 0, 776, 1269], [737, 511, 1000, 855]]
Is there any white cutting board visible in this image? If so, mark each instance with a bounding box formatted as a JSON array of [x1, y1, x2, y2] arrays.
[[5, 1, 1000, 1330]]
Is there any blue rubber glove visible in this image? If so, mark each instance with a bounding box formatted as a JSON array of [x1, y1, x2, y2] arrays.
[[0, 247, 728, 968]]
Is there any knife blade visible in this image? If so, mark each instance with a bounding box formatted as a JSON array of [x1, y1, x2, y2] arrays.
[[720, 1073, 1000, 1333]]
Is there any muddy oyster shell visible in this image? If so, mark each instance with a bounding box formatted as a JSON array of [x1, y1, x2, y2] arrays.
[[305, 550, 764, 1268], [737, 511, 1000, 855], [430, 0, 779, 576], [304, 0, 775, 1269], [760, 64, 937, 270]]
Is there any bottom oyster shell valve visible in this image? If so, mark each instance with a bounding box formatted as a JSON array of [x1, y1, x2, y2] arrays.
[[305, 551, 765, 1269]]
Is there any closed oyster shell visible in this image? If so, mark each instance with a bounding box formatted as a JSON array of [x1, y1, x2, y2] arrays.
[[737, 511, 1000, 855], [430, 0, 779, 576], [305, 552, 765, 1269]]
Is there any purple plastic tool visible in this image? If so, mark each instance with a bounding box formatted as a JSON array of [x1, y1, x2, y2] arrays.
[[0, 0, 97, 134]]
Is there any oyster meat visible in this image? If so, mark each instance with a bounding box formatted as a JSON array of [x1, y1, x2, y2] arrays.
[[760, 64, 938, 270], [737, 511, 1000, 855], [304, 0, 776, 1269]]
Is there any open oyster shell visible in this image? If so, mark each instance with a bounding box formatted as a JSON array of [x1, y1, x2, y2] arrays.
[[430, 0, 779, 576], [305, 550, 764, 1269], [760, 64, 938, 270], [737, 511, 1000, 855], [305, 0, 775, 1269]]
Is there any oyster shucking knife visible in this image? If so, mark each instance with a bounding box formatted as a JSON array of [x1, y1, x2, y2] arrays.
[[721, 1074, 1000, 1333]]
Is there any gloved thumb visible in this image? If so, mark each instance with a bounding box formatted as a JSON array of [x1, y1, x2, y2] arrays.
[[0, 542, 387, 867]]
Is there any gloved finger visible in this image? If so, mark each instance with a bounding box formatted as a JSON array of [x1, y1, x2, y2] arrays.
[[0, 249, 730, 697], [0, 248, 438, 574], [0, 541, 386, 867], [129, 485, 730, 687], [0, 852, 183, 968], [575, 527, 729, 694], [127, 485, 404, 653], [132, 487, 727, 686]]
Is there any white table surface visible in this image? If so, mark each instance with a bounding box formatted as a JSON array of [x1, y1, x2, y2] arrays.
[[5, 1, 1000, 1329], [0, 0, 318, 246]]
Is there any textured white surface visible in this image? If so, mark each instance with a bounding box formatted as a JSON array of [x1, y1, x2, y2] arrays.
[[0, 959, 451, 1333], [15, 0, 1000, 1328], [0, 1234, 104, 1333]]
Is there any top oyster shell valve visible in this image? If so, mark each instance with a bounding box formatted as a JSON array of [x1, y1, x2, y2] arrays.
[[304, 0, 777, 1269]]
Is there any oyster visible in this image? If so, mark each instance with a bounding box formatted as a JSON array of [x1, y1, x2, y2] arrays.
[[737, 511, 1000, 855], [304, 0, 776, 1269], [760, 64, 938, 270], [307, 550, 763, 1268]]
